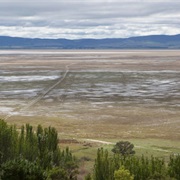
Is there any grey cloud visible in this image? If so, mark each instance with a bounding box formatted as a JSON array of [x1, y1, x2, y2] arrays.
[[0, 0, 179, 38]]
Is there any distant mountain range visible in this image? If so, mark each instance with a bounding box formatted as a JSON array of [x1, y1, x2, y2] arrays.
[[0, 34, 180, 49]]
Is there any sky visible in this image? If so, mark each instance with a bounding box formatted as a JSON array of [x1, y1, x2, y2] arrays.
[[0, 0, 180, 39]]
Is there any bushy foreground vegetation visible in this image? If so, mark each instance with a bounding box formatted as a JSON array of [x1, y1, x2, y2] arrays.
[[86, 148, 180, 180], [0, 119, 78, 180], [0, 119, 180, 180]]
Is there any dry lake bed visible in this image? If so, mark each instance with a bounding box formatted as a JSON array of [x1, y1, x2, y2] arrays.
[[0, 50, 180, 144]]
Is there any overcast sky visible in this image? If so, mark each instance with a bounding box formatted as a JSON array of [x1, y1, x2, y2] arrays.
[[0, 0, 180, 39]]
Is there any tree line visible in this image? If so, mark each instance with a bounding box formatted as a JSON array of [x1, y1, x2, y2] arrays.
[[86, 147, 180, 180], [0, 119, 179, 180]]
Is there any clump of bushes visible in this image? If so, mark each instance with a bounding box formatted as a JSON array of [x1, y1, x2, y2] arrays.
[[86, 147, 180, 180], [0, 119, 78, 180]]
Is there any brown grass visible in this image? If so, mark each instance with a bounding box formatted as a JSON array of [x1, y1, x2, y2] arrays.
[[1, 50, 180, 178]]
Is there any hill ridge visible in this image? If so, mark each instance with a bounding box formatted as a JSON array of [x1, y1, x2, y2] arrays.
[[0, 34, 180, 49]]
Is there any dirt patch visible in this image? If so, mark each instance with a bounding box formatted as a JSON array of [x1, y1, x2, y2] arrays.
[[59, 139, 80, 144]]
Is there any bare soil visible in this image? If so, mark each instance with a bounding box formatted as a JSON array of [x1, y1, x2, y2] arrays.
[[0, 50, 179, 141]]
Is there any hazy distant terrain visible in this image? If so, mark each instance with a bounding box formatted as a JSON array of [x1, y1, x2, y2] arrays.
[[0, 34, 180, 49]]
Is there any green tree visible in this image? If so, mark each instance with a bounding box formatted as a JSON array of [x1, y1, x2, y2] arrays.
[[46, 167, 68, 180], [147, 172, 173, 180], [93, 148, 115, 180], [90, 148, 170, 180], [0, 157, 45, 180], [112, 141, 135, 156], [0, 120, 18, 162], [168, 154, 180, 180], [114, 166, 134, 180], [0, 119, 79, 180]]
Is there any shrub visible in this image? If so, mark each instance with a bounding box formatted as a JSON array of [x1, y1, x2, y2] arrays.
[[112, 141, 135, 156]]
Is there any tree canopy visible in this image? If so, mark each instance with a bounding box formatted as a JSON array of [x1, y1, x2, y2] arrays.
[[0, 119, 78, 180], [112, 141, 135, 156]]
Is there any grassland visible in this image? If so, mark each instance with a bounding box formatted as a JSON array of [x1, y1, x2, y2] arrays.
[[0, 50, 180, 178]]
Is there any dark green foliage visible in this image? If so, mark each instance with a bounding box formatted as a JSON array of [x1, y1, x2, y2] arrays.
[[0, 119, 78, 180], [93, 148, 114, 180], [112, 141, 135, 156], [0, 157, 45, 180], [168, 154, 180, 180], [92, 148, 180, 180], [47, 167, 68, 180], [0, 120, 18, 163], [147, 172, 172, 180], [121, 155, 167, 180]]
